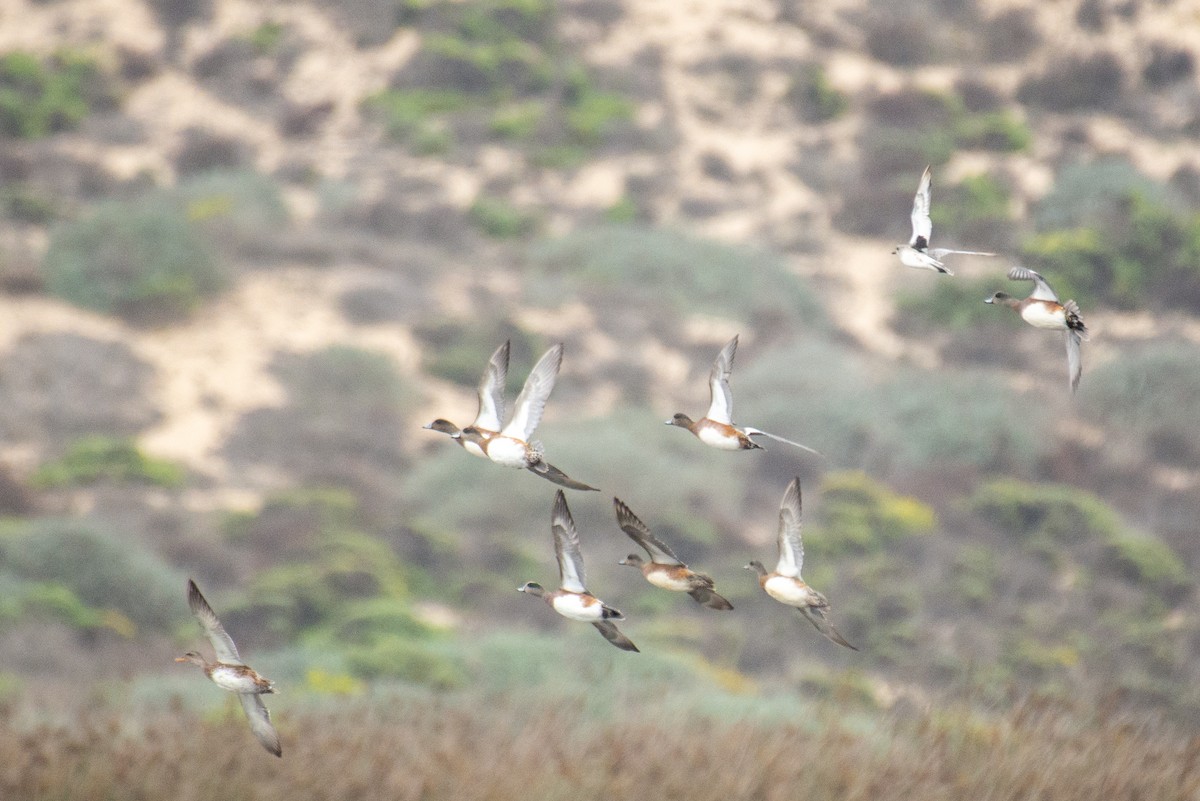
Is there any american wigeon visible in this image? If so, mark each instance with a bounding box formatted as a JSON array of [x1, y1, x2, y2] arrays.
[[893, 165, 996, 275], [519, 491, 639, 652], [667, 335, 819, 454], [176, 579, 282, 757], [745, 478, 857, 650], [985, 265, 1090, 393], [425, 341, 598, 491], [614, 498, 732, 610]]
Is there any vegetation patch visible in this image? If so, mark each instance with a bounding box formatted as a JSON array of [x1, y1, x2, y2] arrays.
[[44, 199, 225, 325], [32, 436, 186, 489], [365, 0, 635, 163], [0, 50, 119, 139]]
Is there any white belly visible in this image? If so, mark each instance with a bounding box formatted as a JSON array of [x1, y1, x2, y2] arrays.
[[898, 248, 940, 271], [646, 569, 691, 592], [209, 666, 263, 694], [1021, 302, 1066, 330], [551, 593, 604, 622], [486, 437, 530, 468], [460, 435, 492, 459], [697, 426, 744, 451], [763, 575, 814, 607]]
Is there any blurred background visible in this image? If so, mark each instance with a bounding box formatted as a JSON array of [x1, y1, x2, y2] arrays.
[[0, 0, 1198, 796]]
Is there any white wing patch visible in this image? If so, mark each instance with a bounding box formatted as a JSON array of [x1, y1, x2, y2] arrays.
[[910, 165, 933, 246], [1008, 266, 1059, 302], [502, 343, 563, 440], [473, 339, 510, 432], [551, 491, 587, 592], [773, 478, 805, 578], [705, 335, 739, 424]]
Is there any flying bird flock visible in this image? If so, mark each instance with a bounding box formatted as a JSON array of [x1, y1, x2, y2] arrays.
[[177, 163, 1090, 755]]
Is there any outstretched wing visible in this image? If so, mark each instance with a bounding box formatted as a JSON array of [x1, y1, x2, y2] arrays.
[[799, 607, 858, 650], [239, 693, 282, 757], [1008, 265, 1059, 302], [592, 621, 639, 652], [473, 340, 510, 432], [742, 427, 822, 456], [527, 460, 600, 492], [187, 579, 243, 665], [705, 335, 739, 424], [551, 490, 587, 592], [909, 165, 933, 248], [928, 248, 996, 259], [502, 344, 563, 440], [774, 478, 805, 579], [613, 497, 682, 565]]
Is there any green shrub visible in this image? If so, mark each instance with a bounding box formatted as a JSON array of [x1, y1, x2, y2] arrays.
[[0, 183, 58, 223], [170, 169, 289, 255], [524, 224, 826, 330], [344, 636, 467, 687], [951, 545, 1000, 607], [1080, 343, 1200, 465], [468, 195, 539, 238], [0, 518, 185, 632], [1101, 532, 1190, 601], [489, 100, 544, 140], [44, 199, 225, 324], [747, 354, 1050, 477], [225, 346, 415, 490], [368, 0, 632, 163], [786, 64, 848, 123], [953, 110, 1031, 152], [967, 479, 1122, 546], [414, 319, 541, 392], [928, 173, 1013, 250], [0, 50, 117, 139], [1024, 188, 1200, 310], [1032, 160, 1172, 232], [31, 436, 186, 488], [895, 276, 1018, 332], [564, 87, 634, 146], [362, 88, 469, 146], [807, 471, 935, 558]]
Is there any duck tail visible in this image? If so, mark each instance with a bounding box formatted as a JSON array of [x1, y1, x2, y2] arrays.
[[1064, 300, 1089, 341]]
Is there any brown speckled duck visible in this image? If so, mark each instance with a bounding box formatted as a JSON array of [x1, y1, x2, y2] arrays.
[[177, 579, 282, 757], [614, 497, 732, 610]]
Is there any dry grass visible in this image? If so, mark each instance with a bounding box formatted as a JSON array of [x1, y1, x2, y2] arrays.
[[1, 694, 1196, 801]]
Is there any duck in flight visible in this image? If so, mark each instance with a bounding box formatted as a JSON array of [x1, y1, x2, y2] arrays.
[[176, 579, 282, 756], [424, 341, 597, 490], [985, 265, 1089, 393], [667, 335, 819, 455], [893, 165, 996, 275], [519, 491, 639, 652], [745, 478, 857, 650], [615, 497, 732, 610]]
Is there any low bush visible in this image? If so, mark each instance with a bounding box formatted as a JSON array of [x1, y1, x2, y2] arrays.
[[1080, 342, 1200, 465], [785, 64, 848, 123], [224, 346, 415, 493], [44, 199, 225, 325], [806, 471, 936, 558], [0, 50, 119, 139], [0, 518, 185, 632], [31, 436, 186, 489], [967, 479, 1122, 546], [524, 224, 826, 331]]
